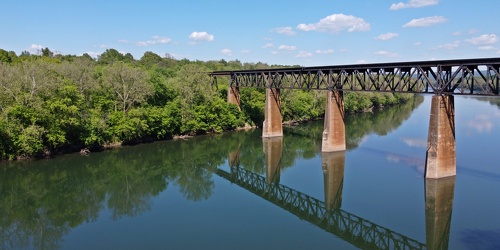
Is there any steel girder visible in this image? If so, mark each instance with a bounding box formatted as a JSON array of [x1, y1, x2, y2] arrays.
[[216, 167, 426, 249], [210, 58, 500, 96]]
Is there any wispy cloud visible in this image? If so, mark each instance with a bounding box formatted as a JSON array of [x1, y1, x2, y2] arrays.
[[466, 34, 498, 45], [403, 16, 447, 28], [297, 13, 371, 33], [374, 50, 400, 57], [188, 31, 214, 44], [271, 26, 296, 36], [479, 46, 495, 50], [390, 0, 439, 10], [466, 114, 494, 133], [435, 41, 460, 50], [278, 45, 297, 51], [136, 36, 172, 47], [295, 51, 313, 58], [262, 43, 274, 49], [221, 48, 232, 56], [401, 137, 427, 148], [375, 32, 399, 40], [240, 49, 251, 54], [316, 49, 334, 54]]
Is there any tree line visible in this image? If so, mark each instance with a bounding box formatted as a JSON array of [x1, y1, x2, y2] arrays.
[[0, 47, 413, 160]]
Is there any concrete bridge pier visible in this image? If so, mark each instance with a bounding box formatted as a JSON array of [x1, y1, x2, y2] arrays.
[[425, 176, 455, 250], [322, 90, 346, 152], [322, 152, 346, 210], [426, 95, 456, 179], [227, 86, 241, 110], [263, 137, 283, 184], [263, 88, 283, 138]]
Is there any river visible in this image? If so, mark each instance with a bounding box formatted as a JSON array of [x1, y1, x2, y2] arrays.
[[1, 95, 499, 249]]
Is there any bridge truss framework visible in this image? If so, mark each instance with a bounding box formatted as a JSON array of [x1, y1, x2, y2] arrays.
[[211, 58, 500, 96]]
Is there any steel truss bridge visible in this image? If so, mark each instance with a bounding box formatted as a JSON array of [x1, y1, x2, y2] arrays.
[[211, 58, 500, 96], [216, 167, 426, 250]]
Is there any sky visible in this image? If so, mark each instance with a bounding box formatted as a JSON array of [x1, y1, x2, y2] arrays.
[[1, 0, 499, 66]]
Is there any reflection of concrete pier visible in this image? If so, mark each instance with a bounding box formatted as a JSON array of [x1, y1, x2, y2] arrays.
[[263, 137, 283, 184], [228, 144, 241, 168], [322, 152, 346, 210], [425, 176, 455, 250]]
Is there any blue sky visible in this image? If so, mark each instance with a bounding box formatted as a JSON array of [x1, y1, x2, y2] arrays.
[[1, 0, 499, 66]]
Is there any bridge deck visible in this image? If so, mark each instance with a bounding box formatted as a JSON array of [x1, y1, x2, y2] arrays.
[[211, 57, 500, 96]]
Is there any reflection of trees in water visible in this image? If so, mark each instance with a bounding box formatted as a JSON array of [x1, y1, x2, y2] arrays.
[[345, 95, 424, 149], [469, 96, 500, 108], [0, 95, 423, 249]]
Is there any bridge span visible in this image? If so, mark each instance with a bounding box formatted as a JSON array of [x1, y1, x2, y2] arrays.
[[210, 58, 500, 179]]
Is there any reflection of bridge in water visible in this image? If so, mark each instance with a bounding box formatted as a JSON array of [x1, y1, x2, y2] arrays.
[[218, 138, 456, 250]]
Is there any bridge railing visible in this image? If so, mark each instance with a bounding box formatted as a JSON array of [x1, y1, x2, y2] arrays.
[[211, 57, 500, 96], [216, 166, 426, 249]]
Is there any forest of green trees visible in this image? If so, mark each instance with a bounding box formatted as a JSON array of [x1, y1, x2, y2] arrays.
[[0, 47, 413, 161]]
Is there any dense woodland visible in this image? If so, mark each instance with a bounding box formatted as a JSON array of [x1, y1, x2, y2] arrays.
[[0, 47, 413, 160]]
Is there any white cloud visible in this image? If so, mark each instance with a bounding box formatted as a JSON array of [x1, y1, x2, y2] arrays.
[[81, 52, 101, 58], [435, 41, 460, 49], [221, 48, 232, 56], [271, 26, 296, 36], [297, 13, 371, 33], [262, 43, 273, 48], [28, 44, 44, 54], [188, 31, 214, 43], [295, 51, 313, 58], [452, 31, 462, 36], [316, 49, 334, 54], [374, 50, 400, 57], [375, 32, 399, 40], [414, 41, 422, 46], [240, 49, 251, 54], [390, 0, 438, 10], [271, 51, 278, 55], [466, 34, 498, 45], [403, 16, 447, 28], [278, 45, 297, 51]]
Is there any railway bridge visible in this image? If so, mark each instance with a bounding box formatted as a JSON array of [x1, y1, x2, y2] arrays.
[[211, 58, 500, 178]]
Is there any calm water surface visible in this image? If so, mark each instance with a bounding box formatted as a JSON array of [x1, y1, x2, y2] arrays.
[[1, 95, 500, 249]]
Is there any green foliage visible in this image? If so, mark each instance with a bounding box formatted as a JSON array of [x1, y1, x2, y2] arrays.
[[0, 47, 415, 160], [240, 88, 265, 126]]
